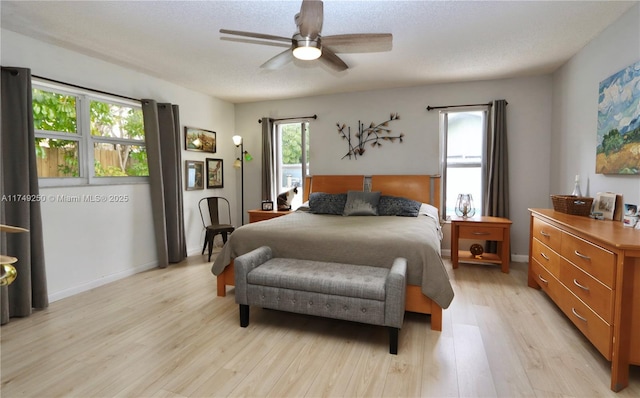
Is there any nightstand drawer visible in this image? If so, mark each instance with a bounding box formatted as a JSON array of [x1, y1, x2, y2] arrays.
[[458, 225, 504, 241], [561, 232, 616, 289]]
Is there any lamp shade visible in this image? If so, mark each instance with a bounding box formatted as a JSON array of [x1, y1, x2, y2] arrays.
[[232, 135, 242, 146], [233, 158, 242, 168]]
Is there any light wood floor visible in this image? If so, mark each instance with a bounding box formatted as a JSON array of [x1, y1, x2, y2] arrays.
[[2, 255, 639, 397]]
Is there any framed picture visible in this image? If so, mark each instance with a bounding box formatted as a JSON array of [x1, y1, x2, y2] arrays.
[[206, 158, 223, 188], [185, 160, 204, 191], [261, 201, 274, 211], [593, 192, 617, 220], [185, 126, 216, 153], [597, 60, 640, 175]]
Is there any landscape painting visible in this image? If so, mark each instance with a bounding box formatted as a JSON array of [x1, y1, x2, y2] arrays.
[[185, 126, 216, 153], [597, 60, 640, 174]]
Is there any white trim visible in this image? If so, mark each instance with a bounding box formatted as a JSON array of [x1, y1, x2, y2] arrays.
[[48, 260, 158, 303]]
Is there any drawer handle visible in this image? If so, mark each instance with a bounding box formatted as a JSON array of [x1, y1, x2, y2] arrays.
[[540, 230, 551, 237], [537, 274, 548, 284], [573, 279, 590, 291], [472, 232, 490, 236], [574, 250, 591, 261], [571, 307, 588, 323], [540, 252, 550, 261]]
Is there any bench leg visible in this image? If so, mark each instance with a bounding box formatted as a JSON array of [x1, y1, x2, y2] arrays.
[[239, 304, 249, 327], [389, 327, 399, 355]]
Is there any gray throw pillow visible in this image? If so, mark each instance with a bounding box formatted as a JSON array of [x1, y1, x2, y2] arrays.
[[378, 195, 422, 217], [309, 192, 348, 215], [343, 191, 381, 216]]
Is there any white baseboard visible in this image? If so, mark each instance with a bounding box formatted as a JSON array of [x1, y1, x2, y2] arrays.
[[48, 260, 158, 303]]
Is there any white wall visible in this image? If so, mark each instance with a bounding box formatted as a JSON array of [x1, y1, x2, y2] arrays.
[[235, 76, 554, 260], [551, 4, 640, 204], [1, 30, 236, 301]]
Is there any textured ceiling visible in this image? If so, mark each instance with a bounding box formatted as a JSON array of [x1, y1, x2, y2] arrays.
[[1, 1, 636, 103]]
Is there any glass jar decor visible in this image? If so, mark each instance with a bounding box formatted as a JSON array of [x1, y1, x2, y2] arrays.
[[455, 194, 476, 218]]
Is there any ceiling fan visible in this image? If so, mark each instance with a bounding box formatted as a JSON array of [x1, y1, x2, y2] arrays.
[[220, 0, 392, 72]]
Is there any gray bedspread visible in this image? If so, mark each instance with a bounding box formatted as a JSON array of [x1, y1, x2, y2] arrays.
[[211, 211, 454, 309]]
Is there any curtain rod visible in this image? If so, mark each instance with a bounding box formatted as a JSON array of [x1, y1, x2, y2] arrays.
[[32, 74, 141, 103], [426, 102, 500, 111], [258, 114, 317, 123]]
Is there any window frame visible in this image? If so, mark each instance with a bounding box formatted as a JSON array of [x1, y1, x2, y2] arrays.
[[274, 120, 309, 208], [439, 106, 489, 220], [32, 79, 148, 187]]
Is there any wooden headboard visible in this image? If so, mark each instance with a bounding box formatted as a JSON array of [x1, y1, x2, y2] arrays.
[[303, 174, 441, 209]]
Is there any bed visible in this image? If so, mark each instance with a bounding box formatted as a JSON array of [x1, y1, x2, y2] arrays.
[[211, 174, 454, 331]]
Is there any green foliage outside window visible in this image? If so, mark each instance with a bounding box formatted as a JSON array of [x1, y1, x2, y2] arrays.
[[281, 123, 310, 164], [32, 88, 148, 177], [32, 89, 77, 133]]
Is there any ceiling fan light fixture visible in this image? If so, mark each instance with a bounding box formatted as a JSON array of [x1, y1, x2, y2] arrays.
[[292, 35, 321, 60]]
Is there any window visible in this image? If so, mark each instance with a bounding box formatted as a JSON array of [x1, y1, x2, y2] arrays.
[[440, 108, 488, 219], [275, 122, 309, 209], [32, 80, 147, 186]]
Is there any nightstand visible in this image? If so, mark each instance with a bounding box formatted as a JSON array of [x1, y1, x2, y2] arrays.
[[248, 209, 291, 223], [451, 216, 512, 273]]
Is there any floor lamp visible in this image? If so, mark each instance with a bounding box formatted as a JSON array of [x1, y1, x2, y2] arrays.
[[232, 135, 245, 225]]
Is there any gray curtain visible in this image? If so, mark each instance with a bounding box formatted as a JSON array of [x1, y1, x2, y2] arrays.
[[261, 117, 276, 201], [1, 66, 48, 325], [141, 100, 186, 267], [483, 99, 509, 254]]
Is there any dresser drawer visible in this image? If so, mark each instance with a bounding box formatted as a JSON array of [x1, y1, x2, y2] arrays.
[[532, 217, 562, 253], [559, 287, 612, 360], [532, 238, 561, 278], [559, 258, 613, 323], [458, 225, 504, 241], [530, 256, 562, 302], [561, 232, 616, 289]]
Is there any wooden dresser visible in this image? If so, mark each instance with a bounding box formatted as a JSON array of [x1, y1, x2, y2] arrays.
[[528, 209, 640, 392]]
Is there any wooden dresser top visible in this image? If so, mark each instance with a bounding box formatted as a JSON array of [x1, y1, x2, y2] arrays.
[[529, 208, 640, 251]]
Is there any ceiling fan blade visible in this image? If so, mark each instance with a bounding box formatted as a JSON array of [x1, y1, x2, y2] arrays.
[[221, 36, 291, 49], [322, 33, 393, 53], [318, 47, 348, 72], [220, 29, 291, 43], [260, 48, 295, 70], [297, 0, 323, 39]]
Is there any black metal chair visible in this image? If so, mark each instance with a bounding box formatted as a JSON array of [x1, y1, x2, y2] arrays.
[[198, 197, 235, 261]]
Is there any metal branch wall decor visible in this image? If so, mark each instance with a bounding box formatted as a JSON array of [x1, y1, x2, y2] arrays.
[[337, 113, 404, 159]]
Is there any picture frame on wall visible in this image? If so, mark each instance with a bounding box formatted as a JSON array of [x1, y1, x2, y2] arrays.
[[185, 160, 204, 191], [206, 158, 223, 188], [185, 126, 216, 153]]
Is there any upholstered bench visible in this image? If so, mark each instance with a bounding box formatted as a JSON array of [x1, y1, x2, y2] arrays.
[[233, 246, 407, 354]]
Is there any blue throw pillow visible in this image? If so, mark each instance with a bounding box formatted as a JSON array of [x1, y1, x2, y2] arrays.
[[378, 195, 421, 217], [309, 192, 348, 215], [343, 191, 381, 216]]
